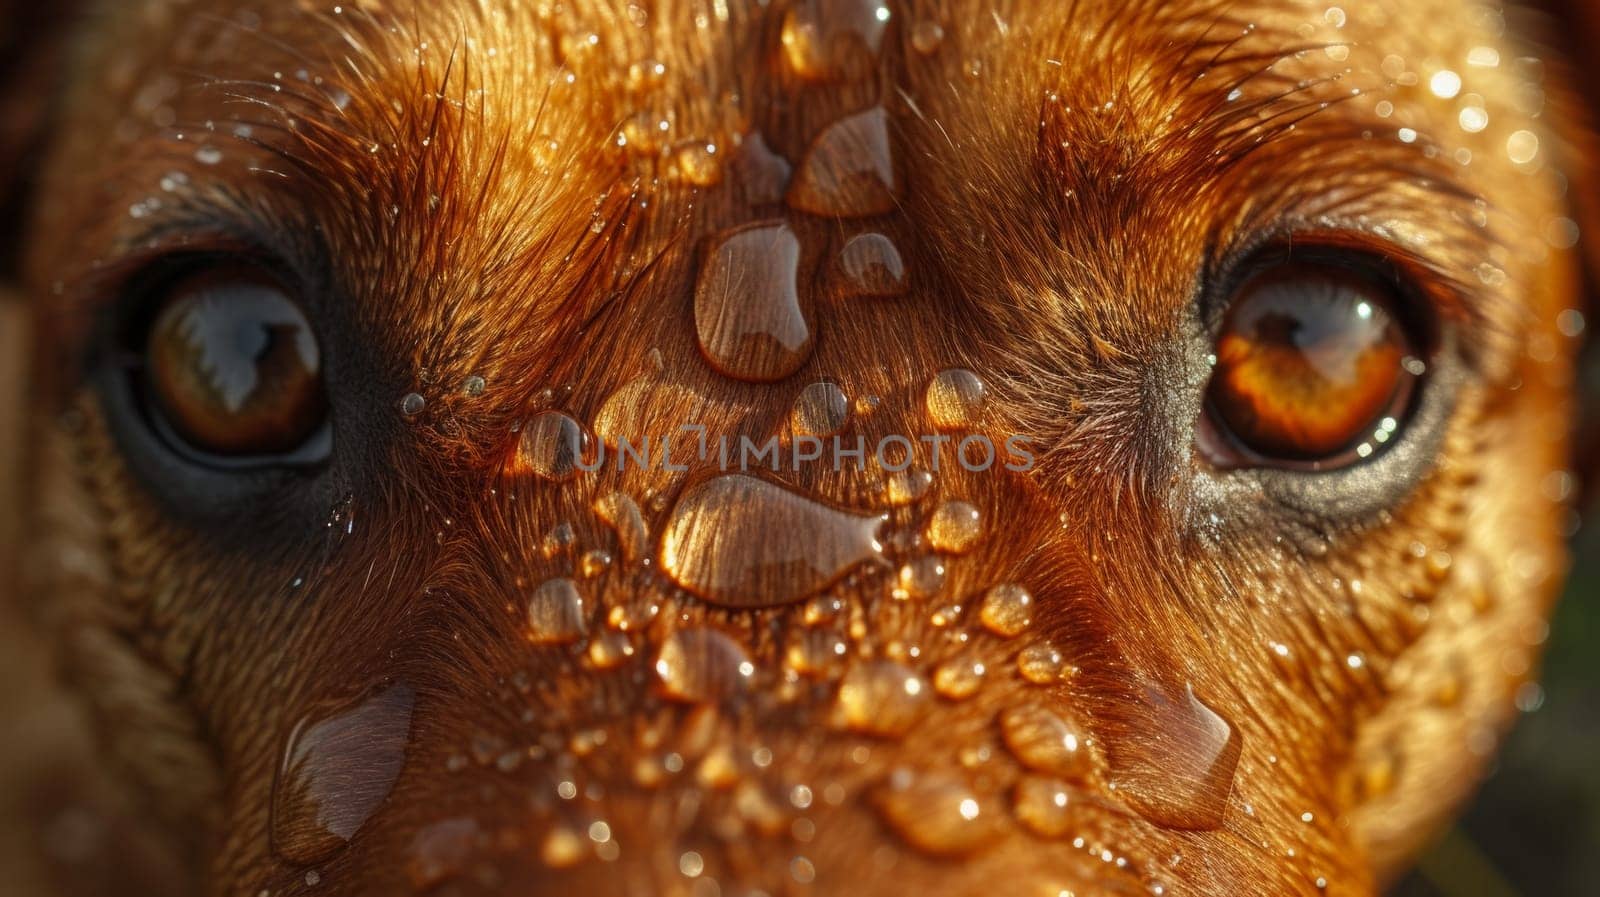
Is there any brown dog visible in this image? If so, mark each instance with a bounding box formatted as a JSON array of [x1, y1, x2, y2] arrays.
[[0, 1, 1593, 895]]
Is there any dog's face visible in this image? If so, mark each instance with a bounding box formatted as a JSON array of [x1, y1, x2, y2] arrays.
[[9, 0, 1585, 895]]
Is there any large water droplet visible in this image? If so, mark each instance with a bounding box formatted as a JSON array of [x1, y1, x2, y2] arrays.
[[927, 500, 983, 553], [998, 704, 1091, 780], [272, 682, 415, 865], [661, 475, 885, 608], [835, 232, 908, 298], [926, 369, 987, 429], [1012, 776, 1075, 838], [835, 660, 929, 736], [526, 577, 588, 644], [517, 411, 595, 480], [787, 107, 901, 218], [979, 583, 1033, 637], [780, 0, 890, 81], [791, 381, 850, 437], [694, 221, 813, 382], [874, 771, 1001, 856], [655, 627, 755, 702], [1108, 682, 1241, 831]]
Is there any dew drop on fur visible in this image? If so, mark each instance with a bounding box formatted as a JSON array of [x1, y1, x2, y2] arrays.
[[979, 583, 1033, 636], [655, 627, 755, 702], [787, 107, 902, 217], [925, 368, 987, 429], [693, 221, 813, 381], [835, 232, 908, 298], [997, 703, 1092, 779], [833, 659, 928, 736], [926, 500, 983, 553], [516, 411, 596, 480], [271, 682, 414, 865], [660, 475, 885, 608], [1106, 682, 1242, 831], [526, 577, 588, 644], [872, 769, 1002, 856], [779, 0, 890, 81], [790, 381, 850, 437]]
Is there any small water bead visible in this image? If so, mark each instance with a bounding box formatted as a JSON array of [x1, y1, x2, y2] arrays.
[[694, 221, 813, 382], [885, 469, 933, 505], [673, 141, 722, 186], [790, 381, 850, 438], [927, 500, 983, 553], [655, 627, 755, 703], [594, 492, 650, 563], [874, 772, 1002, 856], [933, 657, 986, 699], [780, 0, 890, 81], [588, 630, 636, 669], [580, 549, 613, 577], [896, 556, 947, 598], [400, 392, 426, 416], [1017, 642, 1066, 683], [910, 20, 945, 54], [526, 577, 588, 644], [272, 682, 415, 865], [787, 106, 902, 218], [998, 704, 1091, 780], [979, 583, 1033, 637], [835, 660, 929, 736], [787, 628, 849, 676], [661, 475, 886, 609], [925, 369, 987, 429], [1012, 776, 1076, 838], [836, 232, 908, 298], [194, 144, 223, 165], [1107, 683, 1241, 831], [517, 411, 595, 480], [461, 375, 486, 397]]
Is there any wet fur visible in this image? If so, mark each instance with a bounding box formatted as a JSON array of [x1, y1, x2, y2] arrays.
[[0, 1, 1590, 895]]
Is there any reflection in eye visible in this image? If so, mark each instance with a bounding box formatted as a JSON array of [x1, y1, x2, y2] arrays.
[[143, 265, 326, 458], [1205, 260, 1420, 467]]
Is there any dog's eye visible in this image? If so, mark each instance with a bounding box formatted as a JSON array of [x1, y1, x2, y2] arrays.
[[1203, 260, 1420, 468], [141, 264, 327, 460]]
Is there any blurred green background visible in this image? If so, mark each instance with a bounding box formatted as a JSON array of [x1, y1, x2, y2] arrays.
[[1391, 523, 1600, 896]]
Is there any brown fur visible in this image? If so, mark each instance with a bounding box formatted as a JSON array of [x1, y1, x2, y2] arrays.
[[0, 0, 1589, 894]]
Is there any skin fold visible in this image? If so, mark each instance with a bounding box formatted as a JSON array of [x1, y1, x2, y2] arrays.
[[0, 0, 1589, 894]]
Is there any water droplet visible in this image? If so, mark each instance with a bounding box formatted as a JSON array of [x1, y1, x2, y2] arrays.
[[1017, 642, 1065, 683], [272, 682, 414, 864], [998, 704, 1090, 779], [874, 771, 1001, 856], [588, 630, 636, 669], [194, 145, 223, 165], [661, 475, 885, 608], [1012, 776, 1075, 838], [933, 657, 986, 699], [835, 232, 907, 298], [780, 0, 890, 81], [1107, 682, 1241, 831], [461, 375, 486, 397], [896, 555, 946, 598], [791, 381, 850, 437], [655, 627, 755, 702], [526, 577, 588, 644], [911, 21, 946, 54], [836, 660, 929, 736], [400, 392, 426, 416], [925, 369, 986, 429], [787, 107, 901, 217], [516, 411, 595, 480], [927, 500, 983, 553], [885, 469, 933, 505], [732, 131, 793, 204], [694, 221, 813, 382], [979, 583, 1033, 637], [788, 627, 849, 676], [673, 141, 722, 186], [594, 492, 650, 563]]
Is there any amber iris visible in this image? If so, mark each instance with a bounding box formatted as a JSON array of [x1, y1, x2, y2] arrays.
[[144, 266, 325, 457], [1207, 262, 1413, 462]]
